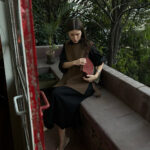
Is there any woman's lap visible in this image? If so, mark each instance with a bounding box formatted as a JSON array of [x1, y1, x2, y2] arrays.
[[43, 84, 94, 129]]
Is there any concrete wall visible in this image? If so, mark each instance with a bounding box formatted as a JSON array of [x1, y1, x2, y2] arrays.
[[36, 45, 63, 60], [101, 64, 150, 122]]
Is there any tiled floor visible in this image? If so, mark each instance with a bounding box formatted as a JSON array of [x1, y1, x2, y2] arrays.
[[44, 126, 87, 150]]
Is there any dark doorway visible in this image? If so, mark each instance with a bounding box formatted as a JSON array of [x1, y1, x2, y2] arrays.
[[0, 39, 14, 150]]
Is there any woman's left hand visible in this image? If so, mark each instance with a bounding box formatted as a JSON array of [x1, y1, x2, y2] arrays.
[[83, 74, 98, 82]]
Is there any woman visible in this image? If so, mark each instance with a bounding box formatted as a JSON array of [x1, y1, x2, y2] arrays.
[[43, 18, 105, 150]]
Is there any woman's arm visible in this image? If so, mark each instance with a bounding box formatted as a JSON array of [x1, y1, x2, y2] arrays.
[[62, 58, 86, 69], [83, 44, 105, 82], [94, 62, 104, 78], [83, 63, 104, 82]]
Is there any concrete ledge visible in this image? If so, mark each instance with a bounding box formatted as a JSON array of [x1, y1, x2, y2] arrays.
[[81, 89, 150, 150], [47, 61, 150, 150], [102, 65, 150, 122]]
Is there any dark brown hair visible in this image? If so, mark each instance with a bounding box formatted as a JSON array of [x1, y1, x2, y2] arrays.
[[66, 18, 90, 47]]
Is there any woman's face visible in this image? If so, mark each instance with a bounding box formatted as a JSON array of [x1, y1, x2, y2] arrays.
[[68, 30, 82, 43]]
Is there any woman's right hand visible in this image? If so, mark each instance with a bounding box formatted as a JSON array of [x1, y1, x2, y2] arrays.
[[63, 58, 86, 69], [73, 58, 86, 66]]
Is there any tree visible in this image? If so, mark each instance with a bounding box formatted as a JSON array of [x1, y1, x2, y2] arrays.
[[32, 0, 48, 45], [44, 2, 75, 44], [70, 0, 150, 66], [113, 24, 150, 86], [33, 0, 75, 45]]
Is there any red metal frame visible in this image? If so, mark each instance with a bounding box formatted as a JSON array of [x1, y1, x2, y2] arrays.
[[20, 0, 50, 149], [40, 91, 50, 117]]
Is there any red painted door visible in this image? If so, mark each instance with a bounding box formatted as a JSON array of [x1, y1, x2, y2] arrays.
[[2, 0, 49, 149], [19, 0, 49, 149]]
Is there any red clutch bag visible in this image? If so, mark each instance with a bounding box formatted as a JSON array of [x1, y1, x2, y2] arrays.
[[81, 58, 94, 75]]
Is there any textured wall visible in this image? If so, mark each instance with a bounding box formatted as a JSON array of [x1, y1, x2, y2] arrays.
[[101, 65, 150, 122]]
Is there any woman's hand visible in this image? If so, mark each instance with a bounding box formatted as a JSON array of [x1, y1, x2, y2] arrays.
[[63, 58, 86, 69], [83, 74, 98, 82], [73, 58, 86, 66], [83, 63, 104, 82]]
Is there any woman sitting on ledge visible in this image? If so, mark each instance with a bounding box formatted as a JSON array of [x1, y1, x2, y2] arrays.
[[43, 18, 105, 150]]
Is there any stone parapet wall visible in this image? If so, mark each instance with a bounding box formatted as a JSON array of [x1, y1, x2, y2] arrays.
[[101, 64, 150, 122], [36, 45, 63, 60]]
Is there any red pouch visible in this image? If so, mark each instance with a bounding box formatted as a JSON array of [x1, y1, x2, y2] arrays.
[[81, 57, 94, 75]]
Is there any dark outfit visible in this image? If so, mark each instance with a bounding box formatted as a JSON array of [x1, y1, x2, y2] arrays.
[[43, 40, 104, 129]]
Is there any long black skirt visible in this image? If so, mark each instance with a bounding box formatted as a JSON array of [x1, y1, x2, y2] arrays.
[[43, 83, 94, 129]]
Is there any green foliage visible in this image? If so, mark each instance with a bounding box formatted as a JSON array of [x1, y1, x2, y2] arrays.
[[113, 48, 139, 80], [114, 25, 150, 86], [138, 46, 150, 86], [32, 0, 48, 45], [44, 2, 75, 46], [32, 0, 75, 45]]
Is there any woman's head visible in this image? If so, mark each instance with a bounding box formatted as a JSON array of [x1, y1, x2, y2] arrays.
[[66, 18, 87, 43]]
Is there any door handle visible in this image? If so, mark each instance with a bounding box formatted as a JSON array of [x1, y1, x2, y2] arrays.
[[40, 91, 50, 117], [13, 95, 26, 116]]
